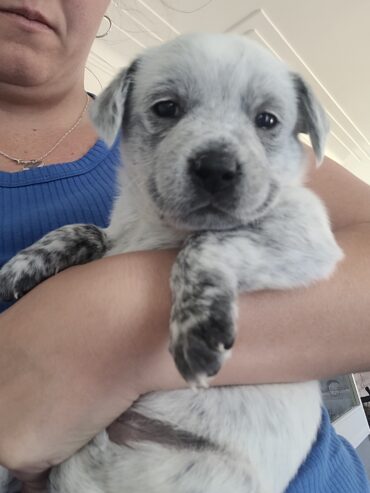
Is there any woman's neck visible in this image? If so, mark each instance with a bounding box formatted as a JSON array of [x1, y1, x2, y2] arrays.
[[0, 82, 98, 172]]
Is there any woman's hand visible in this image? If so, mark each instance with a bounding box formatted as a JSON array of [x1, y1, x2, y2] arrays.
[[0, 250, 179, 492]]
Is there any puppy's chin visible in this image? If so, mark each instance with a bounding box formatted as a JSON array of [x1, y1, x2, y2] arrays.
[[160, 183, 280, 231], [167, 207, 243, 232], [162, 206, 260, 232]]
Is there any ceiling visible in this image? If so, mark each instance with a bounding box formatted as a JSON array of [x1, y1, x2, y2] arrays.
[[86, 0, 370, 183]]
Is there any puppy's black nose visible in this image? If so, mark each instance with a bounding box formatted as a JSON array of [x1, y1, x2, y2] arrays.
[[189, 150, 240, 194]]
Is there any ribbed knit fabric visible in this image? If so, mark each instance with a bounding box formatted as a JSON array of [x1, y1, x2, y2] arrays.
[[286, 409, 370, 492], [0, 137, 369, 491], [0, 138, 120, 313]]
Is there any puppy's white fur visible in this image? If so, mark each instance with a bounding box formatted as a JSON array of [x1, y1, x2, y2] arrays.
[[0, 34, 342, 493]]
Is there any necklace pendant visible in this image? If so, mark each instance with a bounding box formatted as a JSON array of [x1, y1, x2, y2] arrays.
[[17, 159, 44, 171]]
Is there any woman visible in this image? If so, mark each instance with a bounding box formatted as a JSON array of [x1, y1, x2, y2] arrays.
[[0, 1, 370, 492]]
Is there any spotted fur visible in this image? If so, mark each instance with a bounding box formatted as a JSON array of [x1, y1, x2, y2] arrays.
[[0, 225, 109, 301], [0, 34, 343, 493]]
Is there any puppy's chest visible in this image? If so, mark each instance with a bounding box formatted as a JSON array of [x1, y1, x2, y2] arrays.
[[107, 219, 187, 255]]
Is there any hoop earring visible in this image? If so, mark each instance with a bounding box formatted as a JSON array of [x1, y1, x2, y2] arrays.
[[96, 15, 112, 39]]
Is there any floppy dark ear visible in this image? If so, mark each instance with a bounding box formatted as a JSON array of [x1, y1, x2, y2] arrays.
[[292, 74, 329, 165], [89, 60, 138, 147]]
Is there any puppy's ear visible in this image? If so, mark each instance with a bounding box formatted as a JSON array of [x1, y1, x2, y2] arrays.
[[90, 60, 138, 147], [292, 74, 329, 165]]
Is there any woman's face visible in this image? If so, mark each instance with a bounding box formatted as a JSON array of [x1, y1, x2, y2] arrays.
[[0, 0, 110, 87]]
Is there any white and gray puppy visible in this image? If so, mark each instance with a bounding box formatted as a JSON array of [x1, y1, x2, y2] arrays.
[[0, 33, 343, 493]]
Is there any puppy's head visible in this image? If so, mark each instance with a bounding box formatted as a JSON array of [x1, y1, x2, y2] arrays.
[[91, 33, 328, 230]]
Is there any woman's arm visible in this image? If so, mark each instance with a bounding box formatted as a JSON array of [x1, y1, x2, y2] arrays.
[[1, 153, 369, 477], [306, 149, 370, 230]]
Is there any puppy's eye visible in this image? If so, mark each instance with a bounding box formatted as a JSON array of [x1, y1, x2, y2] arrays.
[[152, 100, 179, 118], [255, 112, 279, 130]]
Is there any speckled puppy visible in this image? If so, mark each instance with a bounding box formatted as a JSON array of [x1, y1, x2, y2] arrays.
[[0, 33, 343, 493]]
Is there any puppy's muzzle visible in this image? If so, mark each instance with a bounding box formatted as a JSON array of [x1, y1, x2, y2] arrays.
[[189, 148, 241, 195]]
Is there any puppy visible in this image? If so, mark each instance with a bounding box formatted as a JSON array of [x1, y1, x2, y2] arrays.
[[0, 33, 343, 493]]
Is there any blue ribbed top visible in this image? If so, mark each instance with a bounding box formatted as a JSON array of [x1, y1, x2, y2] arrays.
[[0, 138, 120, 312], [0, 137, 369, 491], [287, 409, 369, 492]]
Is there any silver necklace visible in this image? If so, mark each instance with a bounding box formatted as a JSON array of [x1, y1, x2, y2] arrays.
[[0, 94, 90, 171]]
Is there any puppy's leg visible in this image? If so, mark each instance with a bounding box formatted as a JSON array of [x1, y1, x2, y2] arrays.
[[170, 188, 343, 386], [0, 224, 110, 301]]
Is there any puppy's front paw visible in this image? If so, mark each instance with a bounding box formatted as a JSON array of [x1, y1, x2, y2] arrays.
[[0, 224, 109, 301], [170, 292, 237, 388], [0, 252, 45, 301]]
